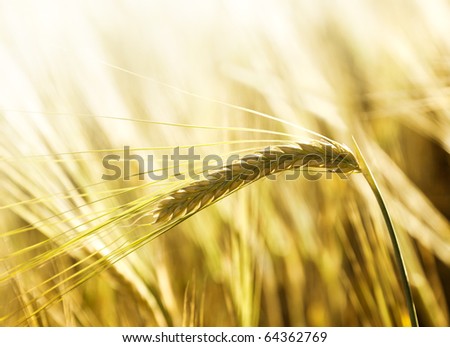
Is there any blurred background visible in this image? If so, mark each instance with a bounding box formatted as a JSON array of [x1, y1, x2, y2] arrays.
[[0, 0, 449, 326]]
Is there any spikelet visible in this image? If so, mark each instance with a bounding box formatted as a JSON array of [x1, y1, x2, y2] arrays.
[[152, 140, 360, 223]]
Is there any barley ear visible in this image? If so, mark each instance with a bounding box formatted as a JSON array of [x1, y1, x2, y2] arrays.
[[152, 140, 360, 224]]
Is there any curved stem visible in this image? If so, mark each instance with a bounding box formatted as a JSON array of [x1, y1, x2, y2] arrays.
[[352, 138, 418, 327]]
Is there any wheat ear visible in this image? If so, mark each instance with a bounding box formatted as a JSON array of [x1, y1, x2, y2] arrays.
[[152, 140, 360, 223]]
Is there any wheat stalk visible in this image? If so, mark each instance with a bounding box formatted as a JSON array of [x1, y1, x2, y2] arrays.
[[352, 138, 419, 326], [152, 139, 360, 223]]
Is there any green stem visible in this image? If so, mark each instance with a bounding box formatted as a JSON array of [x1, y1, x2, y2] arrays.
[[352, 138, 418, 327]]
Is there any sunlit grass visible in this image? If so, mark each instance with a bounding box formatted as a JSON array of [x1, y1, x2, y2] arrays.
[[0, 0, 449, 327]]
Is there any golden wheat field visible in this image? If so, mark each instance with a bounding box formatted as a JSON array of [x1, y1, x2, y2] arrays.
[[0, 0, 449, 327]]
